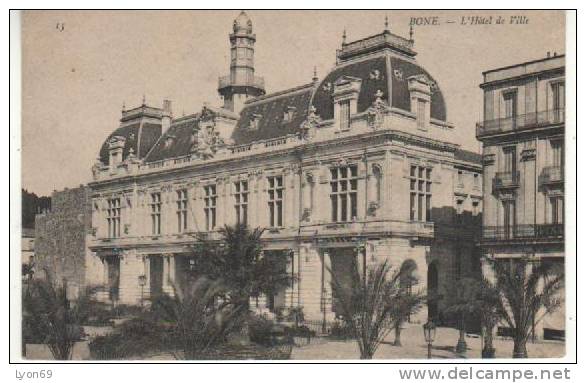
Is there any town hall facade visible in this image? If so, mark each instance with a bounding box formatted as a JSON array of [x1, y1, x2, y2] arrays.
[[87, 12, 483, 323]]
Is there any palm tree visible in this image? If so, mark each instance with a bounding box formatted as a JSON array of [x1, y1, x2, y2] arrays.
[[329, 260, 424, 359], [22, 276, 90, 360], [489, 257, 563, 358], [192, 224, 295, 311], [152, 277, 243, 359], [445, 277, 502, 357], [444, 278, 482, 354], [391, 260, 426, 346], [477, 278, 502, 358]]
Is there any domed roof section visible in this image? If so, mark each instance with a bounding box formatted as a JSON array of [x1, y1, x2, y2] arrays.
[[98, 122, 162, 165], [311, 54, 447, 122], [233, 11, 253, 34]]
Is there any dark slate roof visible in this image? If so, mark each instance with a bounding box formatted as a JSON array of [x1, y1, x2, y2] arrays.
[[454, 149, 482, 165], [390, 57, 447, 121], [232, 84, 314, 145], [98, 122, 162, 164], [312, 56, 388, 121], [144, 116, 198, 163], [310, 55, 447, 122]]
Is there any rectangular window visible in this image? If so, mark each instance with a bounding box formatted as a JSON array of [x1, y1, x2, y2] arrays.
[[457, 170, 463, 185], [150, 192, 162, 235], [551, 81, 565, 121], [417, 99, 426, 129], [204, 185, 217, 231], [330, 164, 358, 222], [551, 196, 563, 225], [473, 173, 480, 187], [503, 200, 516, 238], [339, 100, 351, 130], [503, 146, 517, 174], [503, 91, 517, 119], [268, 176, 283, 227], [551, 140, 564, 169], [409, 165, 432, 222], [234, 180, 248, 225], [107, 198, 121, 238], [176, 189, 188, 233]]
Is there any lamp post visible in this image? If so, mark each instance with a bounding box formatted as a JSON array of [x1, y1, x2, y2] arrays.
[[423, 321, 436, 359], [138, 274, 146, 308]]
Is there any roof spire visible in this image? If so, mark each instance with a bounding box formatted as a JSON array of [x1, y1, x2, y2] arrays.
[[122, 101, 126, 112], [312, 66, 318, 83], [142, 94, 146, 106], [409, 24, 414, 41], [384, 15, 389, 31], [342, 28, 347, 45]]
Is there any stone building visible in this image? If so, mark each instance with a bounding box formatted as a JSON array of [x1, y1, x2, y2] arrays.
[[88, 12, 482, 322], [476, 53, 565, 339], [34, 186, 102, 298]]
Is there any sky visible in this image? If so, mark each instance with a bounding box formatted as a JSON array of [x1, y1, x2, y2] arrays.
[[20, 10, 565, 196]]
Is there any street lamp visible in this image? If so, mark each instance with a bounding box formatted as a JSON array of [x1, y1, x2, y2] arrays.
[[422, 321, 436, 359], [138, 274, 147, 308]]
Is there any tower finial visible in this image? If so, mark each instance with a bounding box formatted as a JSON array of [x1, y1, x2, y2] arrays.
[[409, 24, 414, 41], [384, 15, 389, 31], [122, 101, 126, 112], [312, 66, 318, 83], [142, 94, 146, 106], [342, 28, 347, 45]]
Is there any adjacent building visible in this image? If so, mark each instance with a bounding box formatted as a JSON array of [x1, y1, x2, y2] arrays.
[[477, 53, 565, 339], [34, 186, 102, 298], [87, 12, 483, 323]]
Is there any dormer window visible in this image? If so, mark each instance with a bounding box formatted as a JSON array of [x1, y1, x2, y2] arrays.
[[408, 75, 432, 131], [107, 136, 126, 167], [164, 135, 176, 148], [248, 114, 262, 130], [283, 106, 296, 123], [332, 75, 362, 131]]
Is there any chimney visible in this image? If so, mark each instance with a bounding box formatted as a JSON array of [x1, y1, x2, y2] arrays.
[[547, 51, 551, 58], [162, 99, 172, 133]]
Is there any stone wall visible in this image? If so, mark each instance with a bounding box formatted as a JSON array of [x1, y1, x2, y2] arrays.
[[34, 186, 92, 298]]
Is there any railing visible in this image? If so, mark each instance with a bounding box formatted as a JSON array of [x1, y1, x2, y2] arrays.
[[481, 224, 563, 241], [336, 32, 415, 60], [539, 166, 564, 185], [476, 109, 564, 137], [218, 75, 265, 90], [492, 171, 520, 191]]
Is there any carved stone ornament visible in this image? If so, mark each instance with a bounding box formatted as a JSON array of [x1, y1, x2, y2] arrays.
[[298, 105, 321, 141], [366, 90, 387, 129], [367, 201, 379, 216], [301, 208, 312, 222], [189, 107, 225, 160], [521, 148, 536, 161]]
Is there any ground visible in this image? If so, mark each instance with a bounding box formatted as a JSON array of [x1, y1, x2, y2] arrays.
[[24, 324, 565, 361], [290, 324, 566, 360]]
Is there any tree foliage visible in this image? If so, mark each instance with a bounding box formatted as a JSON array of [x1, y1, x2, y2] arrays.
[[22, 276, 91, 360], [329, 260, 424, 359], [190, 224, 295, 309], [488, 257, 564, 358]]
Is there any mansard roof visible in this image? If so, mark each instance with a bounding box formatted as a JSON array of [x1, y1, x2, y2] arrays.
[[232, 83, 315, 145], [143, 115, 199, 163], [311, 54, 447, 122], [98, 122, 161, 165]]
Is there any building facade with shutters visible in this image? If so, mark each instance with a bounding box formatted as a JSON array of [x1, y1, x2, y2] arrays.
[[476, 54, 565, 339], [88, 12, 483, 323]]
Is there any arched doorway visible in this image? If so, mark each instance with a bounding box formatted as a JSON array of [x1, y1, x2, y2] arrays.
[[427, 261, 439, 322]]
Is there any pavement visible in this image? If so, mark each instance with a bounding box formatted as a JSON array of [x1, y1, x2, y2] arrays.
[[290, 324, 566, 360]]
